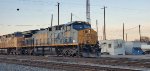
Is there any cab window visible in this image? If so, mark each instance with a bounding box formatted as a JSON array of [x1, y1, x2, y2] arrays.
[[84, 24, 91, 29], [73, 22, 91, 30], [73, 24, 83, 30]]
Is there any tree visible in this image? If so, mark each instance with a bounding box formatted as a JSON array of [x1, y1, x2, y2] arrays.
[[141, 36, 150, 43]]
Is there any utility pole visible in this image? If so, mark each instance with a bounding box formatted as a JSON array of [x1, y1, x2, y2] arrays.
[[139, 25, 141, 42], [102, 26, 104, 40], [123, 23, 125, 40], [126, 33, 128, 42], [71, 13, 73, 22], [86, 0, 91, 24], [96, 20, 98, 38], [51, 14, 53, 27], [57, 2, 60, 25], [101, 6, 107, 40]]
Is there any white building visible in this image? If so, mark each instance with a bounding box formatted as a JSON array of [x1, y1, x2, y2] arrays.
[[141, 44, 150, 54], [100, 39, 125, 55]]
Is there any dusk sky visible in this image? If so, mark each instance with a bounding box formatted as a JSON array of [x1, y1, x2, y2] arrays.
[[0, 0, 150, 41]]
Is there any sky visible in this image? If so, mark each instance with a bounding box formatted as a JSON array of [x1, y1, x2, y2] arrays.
[[0, 0, 150, 41]]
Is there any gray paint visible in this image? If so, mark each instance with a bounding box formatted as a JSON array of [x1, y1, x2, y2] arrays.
[[33, 23, 79, 45]]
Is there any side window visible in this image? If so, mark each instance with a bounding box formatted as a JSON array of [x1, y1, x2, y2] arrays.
[[49, 28, 52, 31], [117, 43, 122, 48], [84, 24, 91, 29], [73, 24, 83, 30], [56, 26, 62, 30], [108, 44, 111, 48], [59, 26, 62, 30], [66, 25, 71, 31]]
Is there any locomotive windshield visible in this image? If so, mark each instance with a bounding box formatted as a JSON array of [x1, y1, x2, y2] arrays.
[[73, 22, 91, 30]]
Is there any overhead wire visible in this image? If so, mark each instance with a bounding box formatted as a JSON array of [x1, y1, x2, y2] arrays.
[[1, 0, 149, 27], [0, 24, 50, 27], [125, 25, 139, 31]]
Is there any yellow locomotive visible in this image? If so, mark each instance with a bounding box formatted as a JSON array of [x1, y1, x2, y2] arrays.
[[0, 21, 100, 57]]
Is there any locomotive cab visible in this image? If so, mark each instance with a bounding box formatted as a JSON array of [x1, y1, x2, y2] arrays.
[[72, 21, 97, 45], [72, 21, 101, 57]]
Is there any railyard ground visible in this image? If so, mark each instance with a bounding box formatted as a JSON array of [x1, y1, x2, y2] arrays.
[[101, 55, 150, 59], [0, 55, 150, 71]]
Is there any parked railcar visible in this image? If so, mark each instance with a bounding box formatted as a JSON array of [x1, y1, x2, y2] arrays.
[[0, 21, 101, 57], [0, 32, 24, 54]]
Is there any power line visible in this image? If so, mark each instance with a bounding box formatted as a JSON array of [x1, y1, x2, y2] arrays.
[[73, 14, 84, 21], [109, 6, 150, 12], [0, 24, 50, 27], [6, 0, 150, 12], [125, 25, 139, 31]]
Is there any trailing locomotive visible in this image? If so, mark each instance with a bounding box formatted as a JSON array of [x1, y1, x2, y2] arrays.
[[0, 21, 101, 57]]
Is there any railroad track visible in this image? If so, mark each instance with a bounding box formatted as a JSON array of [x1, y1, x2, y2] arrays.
[[0, 55, 150, 71]]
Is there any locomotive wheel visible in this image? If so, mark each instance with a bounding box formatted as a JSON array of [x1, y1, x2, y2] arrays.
[[61, 48, 78, 57], [29, 49, 34, 55], [56, 48, 63, 56], [10, 49, 17, 55]]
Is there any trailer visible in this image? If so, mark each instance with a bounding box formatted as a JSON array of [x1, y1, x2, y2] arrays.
[[100, 39, 125, 55]]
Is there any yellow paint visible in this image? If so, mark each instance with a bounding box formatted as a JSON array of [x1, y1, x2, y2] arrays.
[[0, 28, 98, 49], [0, 37, 25, 49], [78, 29, 98, 45]]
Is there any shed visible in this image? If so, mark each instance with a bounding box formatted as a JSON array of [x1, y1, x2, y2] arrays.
[[100, 39, 125, 55]]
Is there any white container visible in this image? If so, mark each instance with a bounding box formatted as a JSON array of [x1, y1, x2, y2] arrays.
[[141, 45, 150, 52], [100, 39, 125, 55]]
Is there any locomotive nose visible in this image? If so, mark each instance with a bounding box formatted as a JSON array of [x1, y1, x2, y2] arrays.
[[78, 29, 97, 45], [84, 29, 91, 42]]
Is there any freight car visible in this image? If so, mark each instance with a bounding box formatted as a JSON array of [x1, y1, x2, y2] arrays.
[[0, 21, 101, 57]]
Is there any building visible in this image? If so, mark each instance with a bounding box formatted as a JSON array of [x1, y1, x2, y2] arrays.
[[141, 44, 150, 54], [100, 39, 125, 55]]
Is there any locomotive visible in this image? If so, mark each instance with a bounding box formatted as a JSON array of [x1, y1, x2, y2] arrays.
[[0, 21, 101, 57]]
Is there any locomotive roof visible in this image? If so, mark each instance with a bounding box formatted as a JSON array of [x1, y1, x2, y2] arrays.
[[48, 21, 89, 28], [0, 21, 89, 37], [22, 29, 39, 34]]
